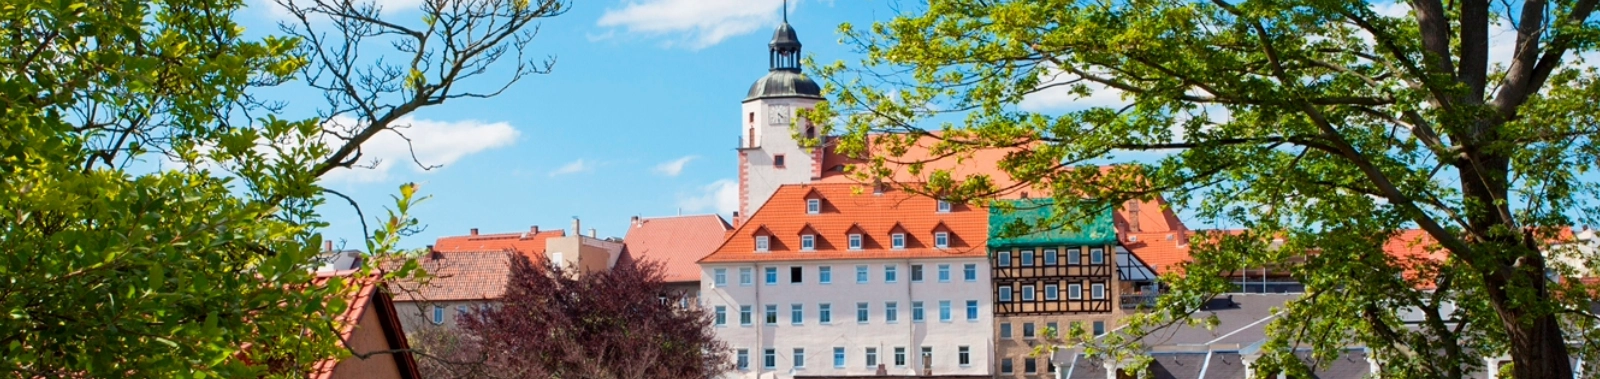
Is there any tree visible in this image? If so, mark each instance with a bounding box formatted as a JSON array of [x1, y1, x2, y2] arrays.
[[459, 257, 732, 379], [805, 0, 1600, 378], [0, 0, 561, 376]]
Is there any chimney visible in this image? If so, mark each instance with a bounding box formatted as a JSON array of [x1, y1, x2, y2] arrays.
[[1128, 200, 1142, 232], [631, 216, 640, 227], [427, 245, 441, 260], [531, 225, 540, 234], [572, 217, 581, 236], [589, 228, 597, 238], [324, 240, 333, 252], [470, 228, 479, 236]]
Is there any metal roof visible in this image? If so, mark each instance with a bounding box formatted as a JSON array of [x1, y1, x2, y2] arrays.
[[988, 198, 1119, 247], [745, 69, 823, 101], [770, 22, 801, 49]]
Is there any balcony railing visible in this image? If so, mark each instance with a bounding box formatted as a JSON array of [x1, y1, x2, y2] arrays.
[[1120, 293, 1159, 309]]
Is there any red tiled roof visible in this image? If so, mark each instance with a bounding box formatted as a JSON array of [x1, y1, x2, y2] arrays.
[[388, 251, 514, 302], [309, 270, 420, 379], [1121, 232, 1194, 274], [701, 183, 988, 263], [433, 228, 565, 264], [621, 214, 732, 283]]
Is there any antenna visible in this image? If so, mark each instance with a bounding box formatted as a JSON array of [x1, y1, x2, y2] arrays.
[[782, 0, 788, 22]]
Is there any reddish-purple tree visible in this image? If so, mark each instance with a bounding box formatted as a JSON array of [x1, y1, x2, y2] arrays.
[[458, 255, 731, 379]]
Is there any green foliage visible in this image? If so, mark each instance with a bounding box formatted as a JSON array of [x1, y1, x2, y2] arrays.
[[0, 0, 432, 377], [809, 0, 1600, 377]]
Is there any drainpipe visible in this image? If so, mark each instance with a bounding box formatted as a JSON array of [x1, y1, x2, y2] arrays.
[[905, 258, 915, 375]]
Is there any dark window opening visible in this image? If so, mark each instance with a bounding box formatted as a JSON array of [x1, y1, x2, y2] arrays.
[[774, 154, 786, 167], [791, 266, 803, 283]]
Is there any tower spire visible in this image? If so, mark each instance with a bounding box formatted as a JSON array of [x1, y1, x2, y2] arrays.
[[782, 0, 788, 22]]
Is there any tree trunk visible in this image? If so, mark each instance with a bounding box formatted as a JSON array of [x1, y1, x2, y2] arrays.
[[1505, 312, 1573, 379]]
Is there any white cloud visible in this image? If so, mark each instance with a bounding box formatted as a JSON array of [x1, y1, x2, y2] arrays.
[[678, 179, 739, 215], [596, 0, 790, 49], [654, 155, 697, 176], [549, 159, 592, 176], [1018, 67, 1130, 112], [321, 115, 519, 184]]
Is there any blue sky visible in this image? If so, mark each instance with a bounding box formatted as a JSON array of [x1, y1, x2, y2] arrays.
[[231, 0, 942, 249]]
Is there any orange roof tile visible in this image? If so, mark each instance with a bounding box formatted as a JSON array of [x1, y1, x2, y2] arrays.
[[701, 183, 989, 263], [387, 251, 514, 302], [432, 228, 565, 264], [621, 214, 733, 283], [1121, 232, 1194, 274]]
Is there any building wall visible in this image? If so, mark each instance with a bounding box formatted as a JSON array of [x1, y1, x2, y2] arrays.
[[544, 234, 623, 275], [701, 257, 994, 379], [739, 97, 822, 219], [394, 299, 489, 332], [329, 299, 406, 379], [990, 243, 1129, 379]]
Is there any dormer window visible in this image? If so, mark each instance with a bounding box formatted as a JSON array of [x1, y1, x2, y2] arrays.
[[936, 200, 951, 213], [934, 232, 949, 248], [755, 236, 770, 252], [891, 233, 906, 249], [801, 234, 816, 251], [806, 199, 820, 214], [848, 234, 862, 250]]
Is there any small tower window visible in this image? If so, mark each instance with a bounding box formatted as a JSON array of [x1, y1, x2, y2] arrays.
[[774, 154, 786, 168], [749, 112, 755, 124]]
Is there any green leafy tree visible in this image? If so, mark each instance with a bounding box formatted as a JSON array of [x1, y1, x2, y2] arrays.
[[0, 0, 562, 376], [806, 0, 1600, 378]]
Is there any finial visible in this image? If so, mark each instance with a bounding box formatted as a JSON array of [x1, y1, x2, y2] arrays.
[[782, 0, 788, 22]]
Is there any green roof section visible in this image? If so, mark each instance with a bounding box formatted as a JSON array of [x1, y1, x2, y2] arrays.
[[988, 199, 1118, 247]]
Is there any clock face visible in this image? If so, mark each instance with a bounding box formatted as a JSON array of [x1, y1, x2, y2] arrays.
[[767, 104, 792, 126]]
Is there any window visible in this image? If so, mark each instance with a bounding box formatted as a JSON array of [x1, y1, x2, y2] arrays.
[[934, 232, 949, 248], [794, 348, 805, 369], [1001, 358, 1014, 373], [1046, 284, 1059, 300], [1069, 283, 1083, 300], [966, 300, 979, 320], [937, 200, 951, 213], [885, 302, 899, 323], [800, 235, 815, 251], [791, 303, 804, 325], [819, 303, 833, 323], [1068, 248, 1082, 265], [998, 251, 1012, 267], [1047, 322, 1059, 336], [740, 305, 753, 325], [911, 301, 925, 322], [920, 347, 933, 366], [910, 264, 924, 282], [764, 349, 776, 369], [1049, 357, 1057, 373], [550, 252, 564, 268], [1000, 322, 1012, 338], [790, 266, 803, 283], [856, 265, 869, 283], [806, 198, 820, 214], [963, 264, 977, 281], [713, 268, 728, 287], [715, 306, 727, 326], [894, 347, 907, 367], [937, 264, 951, 282], [755, 236, 770, 252], [431, 305, 444, 324], [737, 349, 750, 370], [958, 346, 971, 366], [1044, 249, 1058, 265], [739, 267, 753, 286], [938, 300, 952, 322], [866, 348, 878, 368], [1021, 249, 1035, 266], [1091, 248, 1105, 264], [834, 347, 846, 368], [1092, 283, 1106, 299], [848, 234, 862, 250], [1022, 285, 1036, 301], [457, 306, 469, 318], [765, 267, 778, 285], [764, 304, 778, 324], [774, 154, 786, 168], [891, 233, 906, 249], [999, 286, 1013, 302], [1024, 323, 1036, 338], [819, 266, 832, 284], [1093, 320, 1106, 336], [857, 302, 870, 323], [884, 265, 898, 283], [1026, 358, 1038, 373]]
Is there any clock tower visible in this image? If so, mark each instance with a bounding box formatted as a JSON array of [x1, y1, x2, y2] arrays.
[[737, 13, 824, 225]]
